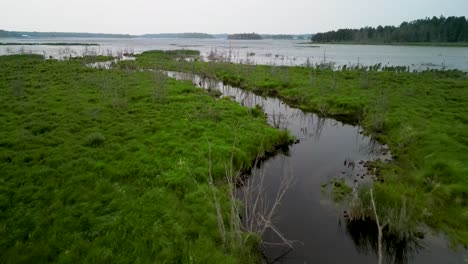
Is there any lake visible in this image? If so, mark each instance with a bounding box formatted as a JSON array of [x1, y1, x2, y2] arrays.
[[1, 38, 468, 71]]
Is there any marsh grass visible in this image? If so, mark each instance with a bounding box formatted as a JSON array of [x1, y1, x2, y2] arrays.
[[344, 184, 426, 264], [152, 71, 168, 103], [0, 54, 291, 263], [133, 50, 468, 246]]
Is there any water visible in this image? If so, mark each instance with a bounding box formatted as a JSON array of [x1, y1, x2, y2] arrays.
[[166, 71, 467, 264], [1, 38, 468, 71], [9, 39, 467, 262]]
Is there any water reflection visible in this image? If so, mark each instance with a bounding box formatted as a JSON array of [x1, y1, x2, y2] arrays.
[[165, 70, 463, 264], [167, 71, 358, 145], [3, 38, 468, 70], [343, 218, 423, 264], [86, 55, 136, 69]]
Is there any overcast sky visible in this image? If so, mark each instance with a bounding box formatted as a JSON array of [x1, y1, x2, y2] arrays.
[[1, 0, 467, 34]]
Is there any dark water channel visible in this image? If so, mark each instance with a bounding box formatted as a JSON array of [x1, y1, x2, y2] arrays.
[[166, 71, 465, 264]]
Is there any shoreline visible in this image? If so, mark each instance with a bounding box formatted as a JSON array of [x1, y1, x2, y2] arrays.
[[298, 41, 468, 47]]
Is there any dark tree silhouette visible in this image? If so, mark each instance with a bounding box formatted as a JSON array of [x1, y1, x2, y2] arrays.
[[312, 16, 468, 43], [227, 33, 262, 40]]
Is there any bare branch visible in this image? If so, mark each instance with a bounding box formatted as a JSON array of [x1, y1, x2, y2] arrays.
[[205, 137, 226, 245], [370, 188, 383, 264]]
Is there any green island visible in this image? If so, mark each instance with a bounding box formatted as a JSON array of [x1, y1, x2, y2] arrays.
[[227, 33, 263, 40], [141, 33, 214, 39], [0, 54, 291, 263], [131, 50, 468, 246]]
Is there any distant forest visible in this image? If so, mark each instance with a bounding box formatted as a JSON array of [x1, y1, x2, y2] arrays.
[[261, 34, 293, 40], [227, 33, 262, 40], [140, 33, 213, 39], [0, 30, 132, 38], [312, 16, 468, 43], [0, 30, 213, 39], [0, 30, 310, 40]]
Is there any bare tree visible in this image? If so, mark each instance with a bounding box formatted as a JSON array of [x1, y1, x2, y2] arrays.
[[206, 139, 227, 244], [370, 188, 383, 264], [235, 153, 295, 249], [153, 71, 168, 103], [206, 132, 295, 252]]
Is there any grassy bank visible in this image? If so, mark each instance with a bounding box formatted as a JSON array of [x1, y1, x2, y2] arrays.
[[0, 54, 291, 262], [133, 50, 468, 246], [300, 41, 468, 47]]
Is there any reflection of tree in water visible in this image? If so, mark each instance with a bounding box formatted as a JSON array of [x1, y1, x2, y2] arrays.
[[314, 116, 326, 139], [343, 218, 423, 264], [309, 115, 327, 141], [270, 110, 285, 129], [359, 137, 385, 156], [296, 111, 327, 140]]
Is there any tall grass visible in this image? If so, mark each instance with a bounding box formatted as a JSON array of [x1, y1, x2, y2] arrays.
[[133, 50, 468, 246], [0, 54, 291, 262]]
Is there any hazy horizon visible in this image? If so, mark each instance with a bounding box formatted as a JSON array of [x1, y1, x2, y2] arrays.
[[1, 0, 468, 35]]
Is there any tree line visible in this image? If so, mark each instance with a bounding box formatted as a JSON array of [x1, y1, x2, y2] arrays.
[[140, 33, 214, 39], [261, 34, 294, 40], [0, 30, 132, 38], [312, 16, 468, 43], [227, 33, 262, 40], [0, 30, 213, 39]]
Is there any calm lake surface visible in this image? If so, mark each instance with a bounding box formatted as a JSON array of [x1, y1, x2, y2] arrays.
[[1, 38, 468, 70]]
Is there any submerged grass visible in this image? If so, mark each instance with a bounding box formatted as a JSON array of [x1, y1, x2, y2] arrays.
[[0, 54, 291, 262], [134, 50, 468, 246]]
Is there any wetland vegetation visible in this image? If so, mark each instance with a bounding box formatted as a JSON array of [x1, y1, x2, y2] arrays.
[[0, 54, 292, 263], [1, 43, 467, 263], [133, 49, 468, 247]]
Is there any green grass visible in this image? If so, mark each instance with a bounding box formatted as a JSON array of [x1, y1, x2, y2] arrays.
[[322, 179, 353, 202], [0, 54, 291, 263], [134, 50, 468, 246], [68, 55, 114, 63]]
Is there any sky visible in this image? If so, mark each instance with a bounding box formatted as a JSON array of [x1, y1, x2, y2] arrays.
[[1, 0, 467, 34]]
